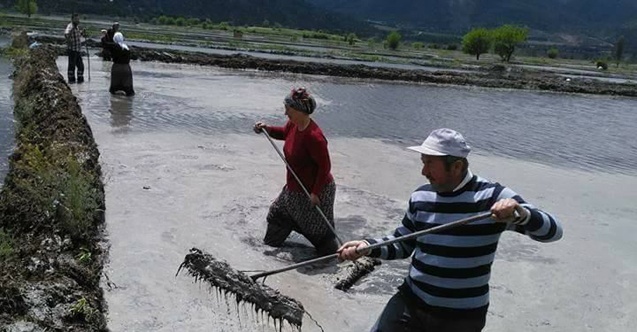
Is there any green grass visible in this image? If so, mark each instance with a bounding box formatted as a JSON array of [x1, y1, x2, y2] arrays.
[[69, 297, 98, 323], [0, 228, 15, 260], [6, 137, 100, 240], [76, 247, 92, 264], [59, 154, 100, 239], [0, 47, 29, 58]]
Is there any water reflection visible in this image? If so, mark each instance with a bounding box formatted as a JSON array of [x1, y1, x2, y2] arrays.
[[109, 95, 133, 131]]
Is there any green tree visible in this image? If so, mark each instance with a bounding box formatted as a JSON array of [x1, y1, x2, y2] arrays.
[[615, 36, 625, 68], [346, 33, 357, 46], [218, 21, 230, 30], [492, 25, 528, 62], [16, 0, 38, 18], [547, 47, 559, 59], [386, 31, 401, 50], [186, 18, 200, 27], [462, 28, 492, 60]]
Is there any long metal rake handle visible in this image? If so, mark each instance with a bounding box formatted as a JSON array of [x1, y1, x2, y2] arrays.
[[250, 212, 492, 280], [261, 129, 344, 245]]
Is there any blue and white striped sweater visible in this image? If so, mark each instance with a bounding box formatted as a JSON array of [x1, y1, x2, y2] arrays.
[[366, 174, 563, 315]]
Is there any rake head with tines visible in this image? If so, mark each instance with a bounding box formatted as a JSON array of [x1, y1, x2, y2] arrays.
[[177, 248, 305, 329]]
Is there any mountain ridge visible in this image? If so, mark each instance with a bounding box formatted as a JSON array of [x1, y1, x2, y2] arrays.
[[308, 0, 637, 33], [1, 0, 634, 51]]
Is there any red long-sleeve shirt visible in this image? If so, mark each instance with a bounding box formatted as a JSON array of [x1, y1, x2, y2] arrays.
[[266, 120, 334, 195]]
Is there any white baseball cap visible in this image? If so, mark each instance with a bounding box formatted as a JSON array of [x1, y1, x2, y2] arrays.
[[407, 128, 471, 158]]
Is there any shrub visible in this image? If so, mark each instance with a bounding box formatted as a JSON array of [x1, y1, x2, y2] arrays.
[[346, 33, 357, 46], [547, 47, 559, 59], [217, 22, 230, 30], [186, 18, 200, 27], [386, 31, 401, 50]]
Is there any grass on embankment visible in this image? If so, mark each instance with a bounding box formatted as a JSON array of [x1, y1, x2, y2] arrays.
[[0, 44, 108, 331]]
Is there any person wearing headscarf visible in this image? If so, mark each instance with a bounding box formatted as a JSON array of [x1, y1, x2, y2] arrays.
[[253, 87, 338, 256], [104, 32, 134, 96]]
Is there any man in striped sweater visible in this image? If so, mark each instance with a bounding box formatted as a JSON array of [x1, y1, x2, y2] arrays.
[[338, 128, 563, 332]]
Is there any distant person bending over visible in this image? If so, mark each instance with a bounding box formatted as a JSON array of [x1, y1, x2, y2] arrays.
[[253, 88, 339, 256], [107, 22, 120, 42], [338, 128, 564, 332], [104, 32, 135, 96], [100, 29, 112, 61], [64, 13, 85, 83]]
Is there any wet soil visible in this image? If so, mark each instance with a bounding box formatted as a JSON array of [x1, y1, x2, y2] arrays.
[[0, 46, 107, 331], [33, 34, 637, 98]]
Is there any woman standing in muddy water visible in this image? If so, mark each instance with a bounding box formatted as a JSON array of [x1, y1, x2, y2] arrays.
[[104, 32, 135, 96], [253, 87, 339, 256]]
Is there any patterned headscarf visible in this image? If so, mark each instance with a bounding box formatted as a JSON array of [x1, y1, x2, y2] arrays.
[[284, 87, 316, 114]]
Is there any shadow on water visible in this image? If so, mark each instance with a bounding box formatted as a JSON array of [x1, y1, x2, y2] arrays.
[[109, 94, 134, 130]]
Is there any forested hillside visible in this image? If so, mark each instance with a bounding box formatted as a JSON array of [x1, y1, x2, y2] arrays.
[[0, 0, 376, 35], [1, 0, 635, 52], [309, 0, 637, 33]]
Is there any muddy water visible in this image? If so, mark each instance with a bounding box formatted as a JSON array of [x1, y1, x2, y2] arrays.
[[0, 55, 14, 185], [55, 55, 637, 331]]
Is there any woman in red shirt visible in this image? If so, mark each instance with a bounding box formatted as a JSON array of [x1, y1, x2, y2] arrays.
[[253, 87, 338, 256]]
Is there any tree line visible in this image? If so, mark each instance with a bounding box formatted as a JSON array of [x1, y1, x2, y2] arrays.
[[461, 25, 528, 62], [461, 25, 627, 66]]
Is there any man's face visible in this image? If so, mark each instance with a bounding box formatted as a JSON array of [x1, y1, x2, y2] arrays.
[[72, 16, 80, 25], [113, 24, 119, 32], [420, 155, 461, 193]]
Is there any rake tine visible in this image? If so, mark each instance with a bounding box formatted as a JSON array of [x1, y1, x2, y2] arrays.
[[178, 248, 305, 328]]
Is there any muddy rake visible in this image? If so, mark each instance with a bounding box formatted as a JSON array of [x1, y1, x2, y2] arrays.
[[176, 212, 492, 330]]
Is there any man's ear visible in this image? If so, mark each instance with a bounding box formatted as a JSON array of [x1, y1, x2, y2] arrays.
[[452, 159, 464, 175]]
